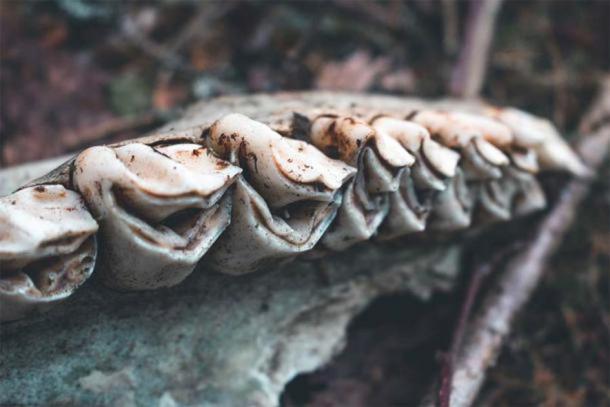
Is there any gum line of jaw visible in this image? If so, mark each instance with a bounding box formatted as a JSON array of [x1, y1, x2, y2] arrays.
[[0, 103, 587, 322]]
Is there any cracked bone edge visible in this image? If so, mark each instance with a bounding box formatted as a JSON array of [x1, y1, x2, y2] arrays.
[[0, 185, 98, 321], [73, 143, 241, 290], [206, 113, 356, 274]]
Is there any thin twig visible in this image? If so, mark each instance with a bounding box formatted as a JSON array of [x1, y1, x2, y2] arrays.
[[423, 76, 610, 407], [441, 0, 459, 56], [438, 243, 523, 407], [450, 0, 504, 98], [440, 84, 610, 406]]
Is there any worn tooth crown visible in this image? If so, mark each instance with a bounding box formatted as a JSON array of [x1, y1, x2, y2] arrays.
[[207, 114, 356, 274], [485, 106, 589, 176], [72, 142, 241, 290], [209, 113, 355, 208], [0, 92, 587, 321], [0, 185, 98, 321]]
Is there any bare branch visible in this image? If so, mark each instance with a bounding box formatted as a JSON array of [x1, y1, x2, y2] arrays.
[[436, 78, 610, 407], [450, 0, 504, 98]]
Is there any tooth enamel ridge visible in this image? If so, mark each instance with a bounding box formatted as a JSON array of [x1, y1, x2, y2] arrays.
[[0, 92, 586, 320]]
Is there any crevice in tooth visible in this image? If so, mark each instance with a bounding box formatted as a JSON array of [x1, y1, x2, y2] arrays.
[[73, 143, 241, 290], [428, 168, 474, 231], [206, 114, 356, 274], [308, 115, 414, 250], [476, 167, 547, 223], [377, 168, 431, 240], [0, 185, 98, 321]]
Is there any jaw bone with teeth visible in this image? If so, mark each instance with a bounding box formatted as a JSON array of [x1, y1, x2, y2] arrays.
[[73, 142, 241, 290], [0, 92, 589, 321], [0, 185, 98, 321]]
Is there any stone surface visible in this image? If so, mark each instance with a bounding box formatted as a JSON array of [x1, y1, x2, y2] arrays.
[[0, 240, 460, 406]]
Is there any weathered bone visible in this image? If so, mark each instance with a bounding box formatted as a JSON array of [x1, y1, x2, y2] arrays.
[[0, 92, 587, 321], [0, 185, 98, 321]]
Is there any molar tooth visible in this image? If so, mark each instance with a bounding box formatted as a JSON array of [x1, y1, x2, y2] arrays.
[[0, 185, 98, 321], [207, 114, 356, 274], [412, 110, 513, 147], [484, 107, 547, 147], [508, 148, 539, 173], [73, 143, 240, 290], [428, 168, 474, 231], [309, 115, 415, 250], [377, 169, 430, 240], [476, 167, 546, 223], [210, 113, 355, 208], [474, 138, 510, 166], [421, 138, 460, 178], [485, 107, 588, 176], [535, 130, 590, 176], [413, 110, 512, 180], [371, 117, 428, 152]]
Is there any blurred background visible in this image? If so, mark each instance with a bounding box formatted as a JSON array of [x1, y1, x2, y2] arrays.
[[1, 1, 608, 406]]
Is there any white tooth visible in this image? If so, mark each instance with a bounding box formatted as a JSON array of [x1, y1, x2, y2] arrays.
[[413, 110, 513, 147], [485, 107, 547, 147], [484, 106, 588, 176], [371, 117, 428, 152], [534, 127, 590, 176], [374, 133, 416, 167], [212, 113, 356, 208], [509, 148, 539, 173], [474, 138, 510, 166], [450, 112, 513, 147], [422, 138, 460, 178], [0, 185, 98, 321], [207, 114, 356, 274], [73, 142, 241, 290]]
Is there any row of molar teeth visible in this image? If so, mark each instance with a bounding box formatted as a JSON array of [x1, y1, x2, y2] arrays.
[[0, 101, 587, 321]]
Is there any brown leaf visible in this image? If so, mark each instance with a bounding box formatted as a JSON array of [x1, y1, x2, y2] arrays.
[[315, 51, 390, 92]]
